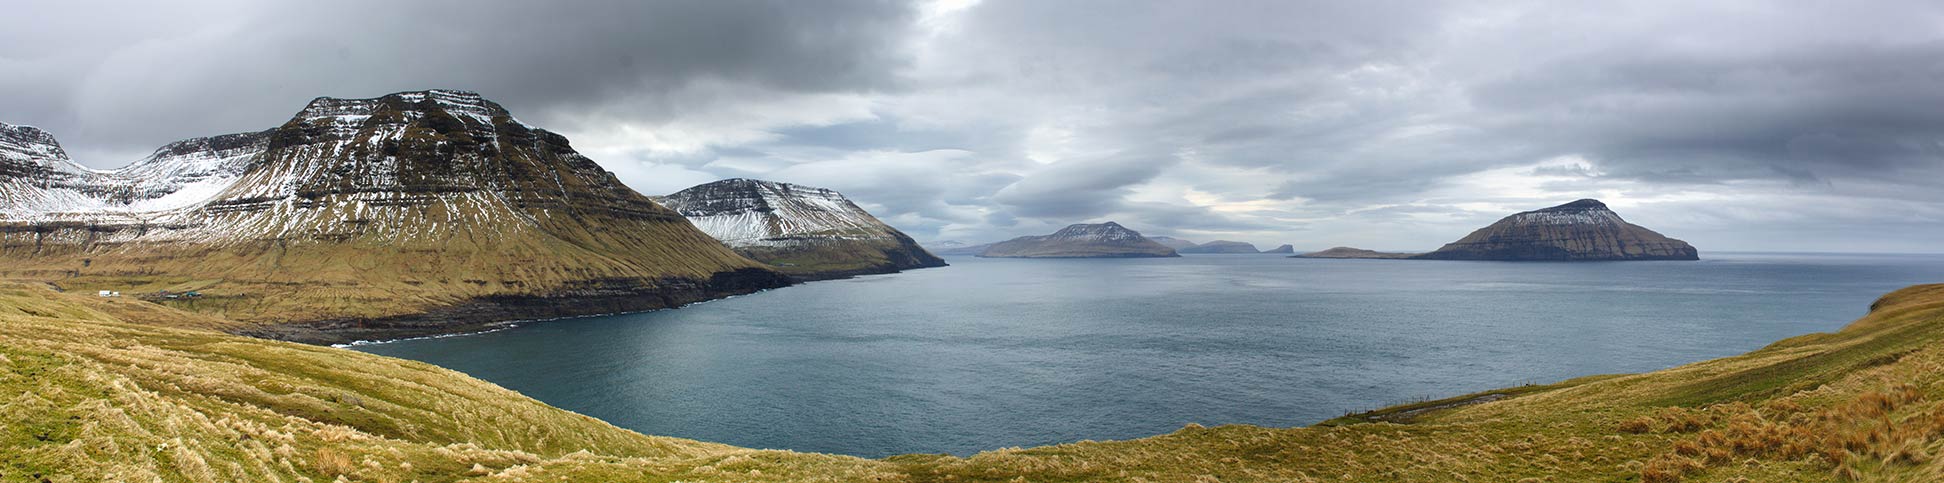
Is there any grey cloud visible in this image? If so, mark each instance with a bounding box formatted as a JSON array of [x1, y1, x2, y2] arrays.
[[8, 0, 917, 166], [993, 155, 1178, 219], [11, 1, 1944, 252]]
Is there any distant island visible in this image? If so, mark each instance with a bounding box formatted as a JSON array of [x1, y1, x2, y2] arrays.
[[978, 222, 1180, 258], [1294, 247, 1417, 259], [1297, 199, 1698, 261], [1178, 240, 1261, 254], [1264, 244, 1296, 254]]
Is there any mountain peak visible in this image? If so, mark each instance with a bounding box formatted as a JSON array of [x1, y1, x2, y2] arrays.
[[292, 89, 514, 128], [1537, 198, 1609, 212], [0, 121, 72, 166], [1421, 199, 1697, 261], [1050, 221, 1145, 241]]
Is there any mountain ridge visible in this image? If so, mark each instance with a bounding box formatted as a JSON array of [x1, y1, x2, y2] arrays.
[[0, 89, 790, 343], [655, 178, 945, 280]]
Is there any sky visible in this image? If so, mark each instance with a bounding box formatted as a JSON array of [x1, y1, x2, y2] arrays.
[[5, 0, 1944, 253]]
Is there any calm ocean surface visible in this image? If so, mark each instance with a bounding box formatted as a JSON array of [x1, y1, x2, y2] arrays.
[[353, 252, 1944, 457]]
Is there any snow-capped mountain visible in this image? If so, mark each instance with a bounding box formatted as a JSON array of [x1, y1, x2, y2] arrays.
[[0, 122, 268, 222], [0, 90, 788, 343], [978, 221, 1180, 258], [1419, 199, 1698, 261], [656, 178, 945, 279]]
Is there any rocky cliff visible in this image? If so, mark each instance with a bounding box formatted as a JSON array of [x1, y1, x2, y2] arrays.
[[655, 178, 945, 279], [0, 90, 790, 343], [978, 222, 1179, 258], [1416, 199, 1698, 261], [1264, 244, 1295, 254]]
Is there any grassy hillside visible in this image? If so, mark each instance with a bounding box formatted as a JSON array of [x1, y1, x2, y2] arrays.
[[7, 281, 1944, 481]]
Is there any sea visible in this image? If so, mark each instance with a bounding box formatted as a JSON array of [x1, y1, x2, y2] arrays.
[[353, 252, 1944, 457]]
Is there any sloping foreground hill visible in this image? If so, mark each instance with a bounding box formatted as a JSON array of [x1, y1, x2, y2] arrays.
[[8, 280, 1944, 481], [0, 283, 895, 482]]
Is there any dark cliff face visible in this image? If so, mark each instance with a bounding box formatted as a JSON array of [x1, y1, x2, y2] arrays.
[[657, 178, 946, 280], [0, 123, 84, 187], [1178, 240, 1261, 254], [978, 222, 1180, 258], [1416, 199, 1698, 261]]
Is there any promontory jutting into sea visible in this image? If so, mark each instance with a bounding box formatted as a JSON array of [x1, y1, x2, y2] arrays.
[[3, 2, 1941, 481]]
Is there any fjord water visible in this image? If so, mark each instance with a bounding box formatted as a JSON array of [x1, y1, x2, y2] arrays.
[[355, 252, 1944, 457]]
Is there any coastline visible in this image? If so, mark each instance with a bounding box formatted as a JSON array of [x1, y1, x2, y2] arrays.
[[234, 267, 794, 345], [309, 263, 948, 347]]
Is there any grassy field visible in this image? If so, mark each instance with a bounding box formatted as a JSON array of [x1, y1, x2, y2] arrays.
[[5, 281, 1944, 481]]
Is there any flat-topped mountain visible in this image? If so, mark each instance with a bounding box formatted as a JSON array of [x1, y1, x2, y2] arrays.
[[1178, 240, 1260, 254], [0, 90, 788, 343], [1264, 244, 1295, 254], [655, 178, 944, 279], [979, 222, 1179, 258], [1417, 199, 1698, 261]]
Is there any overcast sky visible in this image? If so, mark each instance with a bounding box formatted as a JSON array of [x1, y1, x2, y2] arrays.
[[6, 0, 1944, 252]]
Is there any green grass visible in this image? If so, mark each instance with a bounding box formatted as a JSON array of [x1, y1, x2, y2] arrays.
[[8, 282, 1944, 481]]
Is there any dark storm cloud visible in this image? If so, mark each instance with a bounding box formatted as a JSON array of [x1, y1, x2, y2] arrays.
[[1472, 41, 1944, 186], [2, 0, 916, 164]]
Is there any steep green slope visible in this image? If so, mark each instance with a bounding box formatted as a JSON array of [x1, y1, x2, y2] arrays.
[[8, 281, 1944, 482]]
